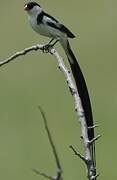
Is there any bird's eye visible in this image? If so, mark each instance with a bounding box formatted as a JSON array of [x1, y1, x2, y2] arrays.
[[24, 4, 33, 11], [24, 2, 41, 11]]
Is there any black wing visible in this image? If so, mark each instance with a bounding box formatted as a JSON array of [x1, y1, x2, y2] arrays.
[[43, 12, 59, 23], [43, 12, 75, 38]]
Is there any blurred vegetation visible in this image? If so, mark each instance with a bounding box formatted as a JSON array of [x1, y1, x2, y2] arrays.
[[0, 0, 116, 179]]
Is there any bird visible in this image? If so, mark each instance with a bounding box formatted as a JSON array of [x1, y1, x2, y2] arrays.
[[24, 1, 96, 174]]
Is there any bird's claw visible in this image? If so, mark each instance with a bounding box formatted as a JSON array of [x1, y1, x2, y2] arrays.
[[42, 44, 53, 53]]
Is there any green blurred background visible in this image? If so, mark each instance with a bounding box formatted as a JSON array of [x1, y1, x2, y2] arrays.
[[0, 0, 116, 179]]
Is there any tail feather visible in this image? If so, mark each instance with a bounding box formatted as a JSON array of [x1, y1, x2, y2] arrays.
[[60, 39, 96, 172]]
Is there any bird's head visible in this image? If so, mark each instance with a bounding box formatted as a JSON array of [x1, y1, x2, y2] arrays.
[[24, 2, 42, 15]]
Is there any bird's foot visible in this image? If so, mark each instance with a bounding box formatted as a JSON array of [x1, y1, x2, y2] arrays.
[[42, 44, 53, 53], [42, 39, 59, 53]]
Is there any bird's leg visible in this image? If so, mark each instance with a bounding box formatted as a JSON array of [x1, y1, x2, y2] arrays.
[[51, 39, 59, 46], [48, 38, 54, 45], [42, 38, 59, 53], [42, 38, 54, 53]]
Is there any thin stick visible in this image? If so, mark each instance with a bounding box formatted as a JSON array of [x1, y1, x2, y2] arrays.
[[0, 44, 44, 67], [32, 169, 53, 180], [69, 145, 86, 163], [38, 106, 62, 180], [38, 106, 62, 171]]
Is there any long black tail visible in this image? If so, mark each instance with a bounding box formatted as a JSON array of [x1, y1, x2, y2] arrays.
[[60, 39, 96, 171]]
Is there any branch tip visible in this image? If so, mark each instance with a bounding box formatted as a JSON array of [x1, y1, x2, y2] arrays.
[[32, 168, 53, 180], [89, 135, 101, 144], [38, 105, 62, 173], [69, 145, 86, 162], [88, 124, 99, 129]]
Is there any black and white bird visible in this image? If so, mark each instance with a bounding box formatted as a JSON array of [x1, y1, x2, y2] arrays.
[[24, 1, 96, 171]]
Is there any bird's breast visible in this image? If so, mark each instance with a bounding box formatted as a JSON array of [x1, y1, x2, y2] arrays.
[[29, 16, 53, 38]]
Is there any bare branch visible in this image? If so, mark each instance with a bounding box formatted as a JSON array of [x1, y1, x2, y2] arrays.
[[89, 135, 101, 144], [50, 48, 98, 179], [88, 125, 99, 129], [38, 106, 62, 180], [0, 44, 63, 179], [0, 44, 98, 179], [69, 145, 86, 163], [32, 168, 53, 180], [0, 44, 44, 67]]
